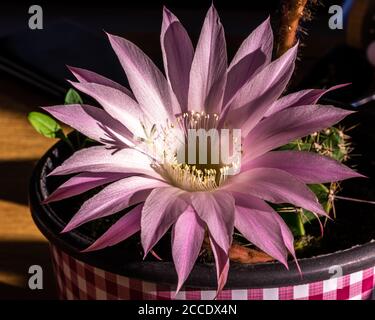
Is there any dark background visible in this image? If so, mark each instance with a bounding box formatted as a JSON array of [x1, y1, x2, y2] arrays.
[[1, 0, 372, 102]]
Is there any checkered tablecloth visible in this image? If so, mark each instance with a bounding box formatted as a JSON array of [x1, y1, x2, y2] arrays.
[[50, 245, 375, 300]]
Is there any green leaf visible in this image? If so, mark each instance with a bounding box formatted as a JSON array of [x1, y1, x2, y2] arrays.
[[301, 209, 320, 223], [65, 88, 83, 105], [28, 112, 63, 139], [279, 211, 306, 237], [299, 184, 330, 223], [309, 183, 329, 198]]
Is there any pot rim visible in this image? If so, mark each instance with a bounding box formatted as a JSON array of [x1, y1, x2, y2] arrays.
[[29, 133, 375, 290]]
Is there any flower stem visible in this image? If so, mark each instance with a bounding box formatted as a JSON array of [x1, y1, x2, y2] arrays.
[[275, 0, 309, 58]]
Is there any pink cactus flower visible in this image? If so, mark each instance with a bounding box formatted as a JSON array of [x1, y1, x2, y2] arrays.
[[43, 5, 362, 295]]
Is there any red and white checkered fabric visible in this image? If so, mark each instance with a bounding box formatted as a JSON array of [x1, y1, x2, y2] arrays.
[[50, 245, 375, 300]]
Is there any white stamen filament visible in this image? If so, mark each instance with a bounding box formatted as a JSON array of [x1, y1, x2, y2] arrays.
[[176, 111, 219, 134]]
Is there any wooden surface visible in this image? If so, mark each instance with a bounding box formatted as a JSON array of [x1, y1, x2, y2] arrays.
[[0, 74, 67, 299]]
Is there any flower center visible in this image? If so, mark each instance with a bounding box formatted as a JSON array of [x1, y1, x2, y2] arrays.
[[143, 111, 240, 192], [144, 111, 240, 192]]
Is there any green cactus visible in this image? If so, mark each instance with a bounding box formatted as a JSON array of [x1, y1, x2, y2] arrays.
[[277, 125, 353, 248], [234, 124, 354, 252]]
